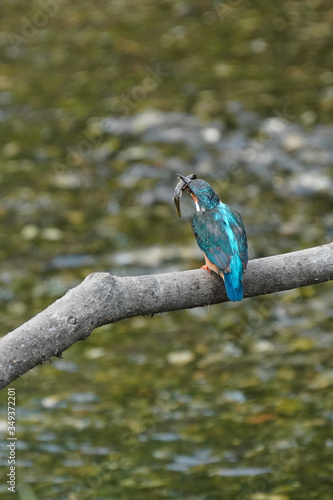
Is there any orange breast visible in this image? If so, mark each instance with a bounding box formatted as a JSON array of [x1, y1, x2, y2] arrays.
[[203, 254, 223, 279]]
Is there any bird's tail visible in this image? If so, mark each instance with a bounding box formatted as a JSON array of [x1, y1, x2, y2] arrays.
[[222, 254, 244, 302]]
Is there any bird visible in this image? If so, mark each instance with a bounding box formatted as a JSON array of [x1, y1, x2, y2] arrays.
[[176, 175, 248, 302]]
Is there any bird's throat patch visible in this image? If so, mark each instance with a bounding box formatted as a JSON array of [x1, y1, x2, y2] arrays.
[[191, 193, 201, 212]]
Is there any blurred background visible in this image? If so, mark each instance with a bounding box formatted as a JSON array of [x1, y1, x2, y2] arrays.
[[0, 1, 333, 499]]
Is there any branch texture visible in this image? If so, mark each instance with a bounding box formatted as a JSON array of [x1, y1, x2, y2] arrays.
[[0, 243, 332, 389]]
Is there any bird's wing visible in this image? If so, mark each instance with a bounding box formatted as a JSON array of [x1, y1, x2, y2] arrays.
[[227, 207, 248, 270], [192, 210, 232, 272]]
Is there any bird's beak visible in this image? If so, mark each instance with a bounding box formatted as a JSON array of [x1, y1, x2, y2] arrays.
[[177, 174, 192, 186]]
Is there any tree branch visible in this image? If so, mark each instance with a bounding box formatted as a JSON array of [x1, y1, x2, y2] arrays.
[[0, 243, 332, 390]]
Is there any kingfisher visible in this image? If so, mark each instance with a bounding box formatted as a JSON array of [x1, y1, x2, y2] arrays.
[[175, 175, 248, 302]]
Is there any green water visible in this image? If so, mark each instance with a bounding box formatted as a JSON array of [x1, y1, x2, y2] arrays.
[[0, 1, 333, 499]]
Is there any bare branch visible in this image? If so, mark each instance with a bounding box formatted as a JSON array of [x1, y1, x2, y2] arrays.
[[0, 243, 332, 389]]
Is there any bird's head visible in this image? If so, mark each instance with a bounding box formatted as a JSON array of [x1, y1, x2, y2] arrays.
[[177, 175, 220, 211]]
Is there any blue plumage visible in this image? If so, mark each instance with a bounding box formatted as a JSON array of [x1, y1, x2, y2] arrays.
[[223, 254, 244, 301], [177, 176, 248, 302]]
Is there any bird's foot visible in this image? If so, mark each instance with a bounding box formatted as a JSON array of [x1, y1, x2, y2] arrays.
[[201, 264, 212, 274]]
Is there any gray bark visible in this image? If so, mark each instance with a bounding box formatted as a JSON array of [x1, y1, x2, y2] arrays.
[[0, 243, 332, 390]]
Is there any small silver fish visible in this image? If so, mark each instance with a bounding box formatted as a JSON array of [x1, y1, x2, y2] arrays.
[[173, 173, 197, 218]]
